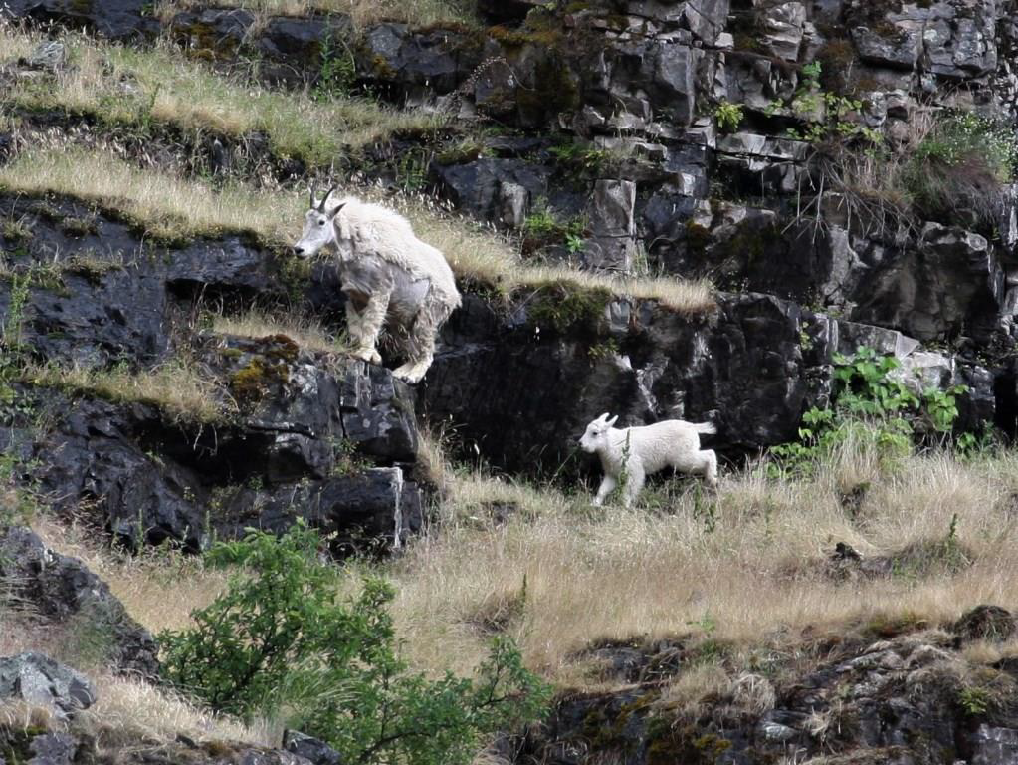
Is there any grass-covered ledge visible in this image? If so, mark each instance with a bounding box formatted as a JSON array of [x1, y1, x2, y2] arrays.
[[0, 148, 717, 315]]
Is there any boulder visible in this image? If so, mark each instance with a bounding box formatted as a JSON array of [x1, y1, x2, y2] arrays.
[[0, 653, 95, 721], [283, 730, 343, 765], [215, 467, 424, 553], [1, 0, 158, 40], [0, 527, 159, 676], [430, 159, 550, 230]]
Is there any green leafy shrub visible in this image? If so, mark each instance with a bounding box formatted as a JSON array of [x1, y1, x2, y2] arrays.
[[768, 62, 881, 145], [159, 523, 550, 765], [315, 31, 357, 100], [713, 101, 743, 133], [769, 347, 967, 476]]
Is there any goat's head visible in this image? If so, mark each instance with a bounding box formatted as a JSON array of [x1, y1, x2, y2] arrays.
[[293, 183, 347, 258], [579, 412, 618, 453]]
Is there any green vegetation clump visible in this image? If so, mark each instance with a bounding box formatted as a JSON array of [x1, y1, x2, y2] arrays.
[[903, 112, 1018, 229], [713, 102, 743, 133], [159, 523, 551, 765], [770, 62, 881, 145], [526, 280, 612, 336], [770, 346, 967, 477]]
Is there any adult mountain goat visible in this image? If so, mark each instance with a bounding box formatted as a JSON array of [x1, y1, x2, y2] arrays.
[[579, 413, 718, 508], [293, 185, 461, 383]]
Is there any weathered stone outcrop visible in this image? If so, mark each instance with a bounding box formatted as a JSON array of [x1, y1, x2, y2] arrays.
[[517, 608, 1018, 765], [422, 289, 995, 473], [2, 0, 1017, 461], [0, 193, 424, 552], [0, 652, 96, 721], [0, 527, 159, 676]]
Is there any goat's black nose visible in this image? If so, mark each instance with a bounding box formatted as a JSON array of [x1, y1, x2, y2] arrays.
[[293, 246, 305, 256]]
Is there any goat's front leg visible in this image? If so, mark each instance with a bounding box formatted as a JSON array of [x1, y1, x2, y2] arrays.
[[592, 474, 617, 507], [345, 300, 369, 354], [350, 289, 390, 366]]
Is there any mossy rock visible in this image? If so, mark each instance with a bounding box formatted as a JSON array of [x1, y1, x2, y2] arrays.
[[230, 356, 289, 403], [524, 280, 612, 336], [516, 56, 580, 124], [1, 726, 51, 765], [646, 721, 732, 765]]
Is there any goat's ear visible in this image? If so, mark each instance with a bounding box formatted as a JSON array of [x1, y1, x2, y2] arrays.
[[606, 415, 619, 427], [328, 201, 346, 219]]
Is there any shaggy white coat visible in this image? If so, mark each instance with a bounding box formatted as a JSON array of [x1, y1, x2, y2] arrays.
[[332, 196, 460, 305], [579, 413, 718, 508], [294, 192, 461, 383]]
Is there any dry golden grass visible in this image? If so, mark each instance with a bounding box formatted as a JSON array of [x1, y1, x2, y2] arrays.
[[154, 0, 478, 27], [8, 439, 1018, 709], [23, 359, 234, 424], [81, 673, 278, 748], [0, 148, 716, 314], [0, 26, 445, 164], [212, 309, 350, 355], [371, 443, 1018, 687]]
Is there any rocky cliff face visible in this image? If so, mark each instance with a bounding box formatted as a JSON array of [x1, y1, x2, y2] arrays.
[[4, 0, 1018, 475], [3, 0, 1018, 763], [517, 607, 1018, 765]]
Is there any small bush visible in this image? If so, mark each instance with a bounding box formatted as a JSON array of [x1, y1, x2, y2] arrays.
[[713, 102, 743, 133], [904, 112, 1018, 229], [159, 523, 550, 765], [769, 347, 966, 476]]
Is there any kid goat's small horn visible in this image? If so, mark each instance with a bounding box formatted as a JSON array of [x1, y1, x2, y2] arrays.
[[318, 184, 340, 212]]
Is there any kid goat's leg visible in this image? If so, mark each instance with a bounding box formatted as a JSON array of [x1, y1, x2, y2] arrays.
[[621, 461, 646, 509], [592, 474, 617, 507]]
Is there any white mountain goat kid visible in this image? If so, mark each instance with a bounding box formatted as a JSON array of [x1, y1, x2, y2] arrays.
[[293, 185, 461, 383], [579, 413, 718, 508]]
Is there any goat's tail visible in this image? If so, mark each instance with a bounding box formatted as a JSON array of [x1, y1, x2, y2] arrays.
[[690, 422, 716, 435]]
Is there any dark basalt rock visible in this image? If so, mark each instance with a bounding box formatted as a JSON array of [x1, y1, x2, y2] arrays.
[[431, 158, 551, 229], [257, 16, 354, 85], [37, 396, 210, 552], [0, 193, 423, 554], [283, 730, 343, 765], [521, 629, 1018, 765], [2, 0, 158, 40], [476, 0, 545, 25], [0, 527, 159, 676], [215, 467, 424, 553]]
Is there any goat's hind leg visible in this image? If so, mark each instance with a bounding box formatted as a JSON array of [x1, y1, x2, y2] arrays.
[[393, 298, 451, 384], [696, 449, 718, 488]]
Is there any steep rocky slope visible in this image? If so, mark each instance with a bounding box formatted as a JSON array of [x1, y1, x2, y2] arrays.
[[4, 0, 1018, 764]]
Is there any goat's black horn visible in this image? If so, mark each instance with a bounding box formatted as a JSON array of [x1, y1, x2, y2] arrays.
[[308, 181, 317, 209], [318, 184, 340, 212]]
